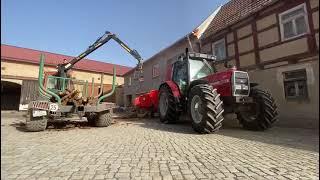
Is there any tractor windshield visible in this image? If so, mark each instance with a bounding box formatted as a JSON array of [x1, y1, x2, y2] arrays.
[[189, 59, 213, 81]]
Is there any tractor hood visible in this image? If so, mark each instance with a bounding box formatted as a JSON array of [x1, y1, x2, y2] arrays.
[[201, 68, 235, 96]]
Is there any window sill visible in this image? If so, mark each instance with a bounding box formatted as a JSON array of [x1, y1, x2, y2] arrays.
[[285, 96, 310, 102], [281, 32, 309, 43]]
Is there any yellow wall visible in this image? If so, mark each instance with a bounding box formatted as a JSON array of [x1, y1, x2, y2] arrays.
[[259, 37, 309, 62], [239, 52, 256, 67], [0, 78, 22, 85], [248, 59, 319, 128], [1, 61, 124, 85], [238, 36, 254, 53], [227, 32, 234, 43], [310, 0, 319, 9], [316, 32, 319, 48], [215, 59, 236, 71], [258, 27, 279, 47], [227, 43, 235, 57], [237, 24, 252, 38], [256, 14, 277, 31], [312, 11, 319, 30]]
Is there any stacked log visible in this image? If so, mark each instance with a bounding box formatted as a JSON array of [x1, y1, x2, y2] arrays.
[[50, 89, 97, 106]]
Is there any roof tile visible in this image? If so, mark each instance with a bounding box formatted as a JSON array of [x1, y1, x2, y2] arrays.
[[1, 44, 132, 76], [202, 0, 278, 38]]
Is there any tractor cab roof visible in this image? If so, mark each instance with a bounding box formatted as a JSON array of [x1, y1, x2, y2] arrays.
[[187, 52, 217, 61]]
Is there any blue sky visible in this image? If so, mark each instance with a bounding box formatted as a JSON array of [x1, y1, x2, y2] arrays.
[[1, 0, 228, 67]]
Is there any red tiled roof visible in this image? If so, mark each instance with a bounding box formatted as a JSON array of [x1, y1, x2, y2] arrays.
[[1, 44, 132, 76], [202, 0, 278, 38]]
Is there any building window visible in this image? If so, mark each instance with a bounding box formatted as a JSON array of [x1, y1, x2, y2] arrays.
[[152, 63, 160, 78], [283, 69, 308, 99], [212, 38, 226, 60], [128, 77, 131, 86], [279, 3, 309, 41], [133, 71, 139, 80]]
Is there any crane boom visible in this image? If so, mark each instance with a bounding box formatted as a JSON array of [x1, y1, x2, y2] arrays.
[[57, 31, 143, 78]]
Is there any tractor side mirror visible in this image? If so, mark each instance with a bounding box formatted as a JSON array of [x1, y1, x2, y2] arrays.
[[178, 56, 183, 61], [224, 60, 228, 68], [224, 60, 233, 68]]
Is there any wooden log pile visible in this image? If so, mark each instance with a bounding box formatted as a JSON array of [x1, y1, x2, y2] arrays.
[[50, 89, 96, 106]]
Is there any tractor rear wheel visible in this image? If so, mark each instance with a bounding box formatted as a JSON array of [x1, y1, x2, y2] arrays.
[[158, 85, 180, 123], [237, 88, 278, 130], [188, 84, 224, 133], [25, 109, 48, 132]]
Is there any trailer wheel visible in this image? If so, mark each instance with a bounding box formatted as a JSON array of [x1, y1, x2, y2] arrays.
[[86, 112, 97, 126], [188, 84, 224, 133], [158, 85, 180, 123], [95, 111, 112, 127], [237, 88, 278, 130], [25, 110, 47, 132]]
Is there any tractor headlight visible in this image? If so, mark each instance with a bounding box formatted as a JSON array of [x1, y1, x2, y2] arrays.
[[242, 85, 249, 90], [234, 84, 249, 90]]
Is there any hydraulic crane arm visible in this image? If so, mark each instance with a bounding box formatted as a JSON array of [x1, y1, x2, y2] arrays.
[[57, 31, 143, 78]]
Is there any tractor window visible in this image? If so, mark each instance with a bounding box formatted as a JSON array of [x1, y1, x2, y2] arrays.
[[173, 61, 188, 93], [189, 59, 213, 81]]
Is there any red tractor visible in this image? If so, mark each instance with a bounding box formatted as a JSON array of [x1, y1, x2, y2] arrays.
[[135, 49, 278, 133]]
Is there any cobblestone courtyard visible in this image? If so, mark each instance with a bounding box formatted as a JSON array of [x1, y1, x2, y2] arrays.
[[1, 111, 319, 180]]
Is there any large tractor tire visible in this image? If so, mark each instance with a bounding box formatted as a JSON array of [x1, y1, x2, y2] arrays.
[[25, 110, 47, 132], [94, 111, 112, 127], [158, 85, 180, 123], [188, 84, 224, 133], [237, 88, 278, 130]]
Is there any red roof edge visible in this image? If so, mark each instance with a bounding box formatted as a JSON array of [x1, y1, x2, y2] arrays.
[[1, 44, 133, 76]]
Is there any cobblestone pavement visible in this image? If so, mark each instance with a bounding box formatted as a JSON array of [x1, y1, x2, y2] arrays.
[[1, 111, 319, 180]]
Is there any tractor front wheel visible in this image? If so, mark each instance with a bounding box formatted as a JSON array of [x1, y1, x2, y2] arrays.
[[25, 109, 48, 132], [188, 84, 224, 133], [158, 85, 180, 123], [237, 88, 278, 130]]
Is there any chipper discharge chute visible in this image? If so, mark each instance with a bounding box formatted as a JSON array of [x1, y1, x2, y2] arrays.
[[26, 31, 144, 131], [26, 54, 116, 131]]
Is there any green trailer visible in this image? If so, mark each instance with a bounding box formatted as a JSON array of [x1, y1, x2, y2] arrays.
[[26, 54, 117, 132]]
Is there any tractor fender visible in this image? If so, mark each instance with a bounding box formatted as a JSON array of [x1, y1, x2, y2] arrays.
[[186, 79, 209, 97], [250, 82, 259, 88], [159, 81, 181, 98]]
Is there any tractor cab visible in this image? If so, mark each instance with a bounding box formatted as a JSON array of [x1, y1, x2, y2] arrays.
[[170, 50, 251, 98], [171, 52, 217, 95]]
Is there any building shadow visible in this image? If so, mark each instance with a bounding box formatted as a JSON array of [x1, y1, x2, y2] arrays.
[[132, 116, 319, 153], [10, 120, 94, 132], [9, 122, 28, 132]]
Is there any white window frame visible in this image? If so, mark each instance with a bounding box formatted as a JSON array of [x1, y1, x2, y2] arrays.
[[279, 3, 309, 41], [212, 38, 226, 61], [283, 69, 308, 100], [152, 63, 160, 78]]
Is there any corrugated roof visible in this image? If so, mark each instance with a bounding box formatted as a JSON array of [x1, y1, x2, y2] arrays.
[[1, 44, 132, 76], [202, 0, 278, 39]]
